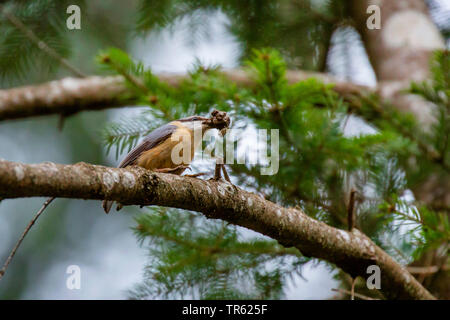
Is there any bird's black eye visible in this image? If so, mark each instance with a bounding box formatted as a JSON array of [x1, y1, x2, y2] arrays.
[[192, 117, 199, 121]]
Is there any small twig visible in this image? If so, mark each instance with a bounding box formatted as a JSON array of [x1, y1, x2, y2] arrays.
[[392, 208, 446, 236], [350, 277, 356, 300], [221, 164, 232, 183], [384, 236, 410, 263], [0, 197, 55, 281], [407, 266, 441, 275], [347, 189, 356, 231], [331, 288, 379, 300], [0, 6, 86, 78]]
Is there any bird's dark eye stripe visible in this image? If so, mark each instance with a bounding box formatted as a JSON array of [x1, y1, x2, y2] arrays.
[[179, 116, 204, 122]]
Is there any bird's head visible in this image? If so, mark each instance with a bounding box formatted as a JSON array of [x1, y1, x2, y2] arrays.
[[177, 115, 209, 127]]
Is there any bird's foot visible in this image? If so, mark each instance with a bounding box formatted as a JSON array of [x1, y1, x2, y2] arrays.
[[210, 162, 238, 190], [221, 163, 232, 183], [211, 162, 223, 181], [183, 172, 207, 178], [155, 165, 190, 175], [212, 163, 231, 182]]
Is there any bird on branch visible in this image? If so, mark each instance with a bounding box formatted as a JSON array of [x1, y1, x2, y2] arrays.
[[102, 109, 231, 213]]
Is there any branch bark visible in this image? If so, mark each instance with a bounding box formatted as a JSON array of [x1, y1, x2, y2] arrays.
[[0, 76, 129, 121], [0, 159, 435, 300], [0, 70, 379, 122]]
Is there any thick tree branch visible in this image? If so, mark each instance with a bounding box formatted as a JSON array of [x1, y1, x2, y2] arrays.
[[0, 159, 435, 300], [1, 71, 371, 122], [0, 76, 129, 121]]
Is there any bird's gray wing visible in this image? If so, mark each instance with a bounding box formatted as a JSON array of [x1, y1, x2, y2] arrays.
[[118, 123, 177, 168]]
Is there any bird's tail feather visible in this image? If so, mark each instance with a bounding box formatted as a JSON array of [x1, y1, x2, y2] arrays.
[[102, 200, 114, 214]]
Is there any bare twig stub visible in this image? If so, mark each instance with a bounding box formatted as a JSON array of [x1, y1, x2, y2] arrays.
[[0, 159, 435, 300], [347, 189, 357, 231]]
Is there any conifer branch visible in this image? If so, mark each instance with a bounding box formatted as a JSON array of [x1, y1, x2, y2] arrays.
[[0, 5, 86, 78], [0, 159, 436, 300]]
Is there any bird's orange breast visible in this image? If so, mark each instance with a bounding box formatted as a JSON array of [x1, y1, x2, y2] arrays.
[[136, 124, 198, 170]]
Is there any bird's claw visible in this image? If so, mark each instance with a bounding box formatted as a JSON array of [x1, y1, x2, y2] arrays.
[[210, 162, 237, 190], [184, 172, 207, 178], [155, 165, 190, 174]]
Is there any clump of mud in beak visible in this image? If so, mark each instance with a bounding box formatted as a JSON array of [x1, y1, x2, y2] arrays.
[[205, 109, 230, 136]]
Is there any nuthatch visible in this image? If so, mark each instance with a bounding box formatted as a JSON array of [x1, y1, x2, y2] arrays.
[[102, 110, 230, 213]]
